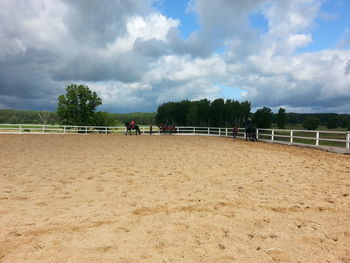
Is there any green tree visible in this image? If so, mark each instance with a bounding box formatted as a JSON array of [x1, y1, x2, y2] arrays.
[[326, 117, 339, 129], [173, 100, 191, 125], [240, 101, 251, 127], [57, 84, 102, 126], [253, 107, 273, 128], [210, 98, 225, 126], [303, 117, 320, 130], [338, 114, 350, 128], [92, 112, 118, 126], [156, 102, 175, 124], [155, 98, 252, 127], [186, 102, 199, 126], [197, 99, 210, 126], [276, 108, 287, 129]]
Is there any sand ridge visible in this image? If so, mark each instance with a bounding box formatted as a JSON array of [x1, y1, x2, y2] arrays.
[[0, 134, 349, 262]]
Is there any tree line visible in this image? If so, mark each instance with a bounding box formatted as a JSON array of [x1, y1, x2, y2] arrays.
[[0, 109, 60, 124], [156, 99, 251, 127], [156, 101, 350, 130], [284, 113, 350, 130], [0, 109, 156, 126]]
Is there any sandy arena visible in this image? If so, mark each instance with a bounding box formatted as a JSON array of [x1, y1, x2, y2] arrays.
[[0, 134, 349, 262]]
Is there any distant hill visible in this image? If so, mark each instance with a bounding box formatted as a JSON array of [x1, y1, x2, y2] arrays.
[[0, 109, 60, 124], [282, 112, 350, 129], [0, 109, 156, 125]]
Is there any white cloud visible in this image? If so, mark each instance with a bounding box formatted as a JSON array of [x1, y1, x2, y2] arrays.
[[287, 33, 312, 49], [107, 13, 179, 53], [264, 0, 320, 35], [0, 0, 69, 54], [168, 55, 227, 81]]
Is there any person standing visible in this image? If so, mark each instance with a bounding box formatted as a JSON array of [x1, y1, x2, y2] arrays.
[[232, 127, 238, 141], [149, 124, 153, 135]]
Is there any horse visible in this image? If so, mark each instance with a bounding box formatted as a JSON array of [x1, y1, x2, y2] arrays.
[[245, 125, 257, 141], [125, 122, 141, 135], [158, 123, 177, 134]]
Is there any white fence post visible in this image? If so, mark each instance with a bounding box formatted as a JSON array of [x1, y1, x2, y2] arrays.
[[42, 125, 45, 133], [219, 128, 221, 136], [290, 130, 293, 143], [271, 130, 274, 141], [225, 128, 228, 136], [346, 132, 350, 149], [316, 131, 320, 146], [85, 126, 87, 134], [256, 129, 259, 140], [208, 127, 210, 135]]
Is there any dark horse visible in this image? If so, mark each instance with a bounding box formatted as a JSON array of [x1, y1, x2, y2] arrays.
[[245, 125, 257, 141], [158, 124, 177, 134], [124, 122, 141, 135]]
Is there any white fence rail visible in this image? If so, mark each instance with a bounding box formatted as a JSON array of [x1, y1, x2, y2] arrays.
[[1, 124, 349, 150], [0, 124, 128, 135], [257, 128, 350, 150]]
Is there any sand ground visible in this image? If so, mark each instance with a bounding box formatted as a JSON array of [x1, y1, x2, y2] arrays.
[[0, 134, 349, 263]]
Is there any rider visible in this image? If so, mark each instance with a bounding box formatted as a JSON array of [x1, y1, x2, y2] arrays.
[[245, 118, 257, 141], [245, 118, 252, 130], [130, 120, 135, 129]]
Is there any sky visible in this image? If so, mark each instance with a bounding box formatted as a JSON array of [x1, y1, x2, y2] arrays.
[[0, 0, 350, 113]]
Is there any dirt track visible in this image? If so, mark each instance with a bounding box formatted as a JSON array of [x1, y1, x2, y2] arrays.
[[0, 134, 349, 262]]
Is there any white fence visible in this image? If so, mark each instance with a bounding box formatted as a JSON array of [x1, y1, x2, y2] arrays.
[[0, 124, 128, 135], [1, 124, 349, 151], [256, 128, 350, 149]]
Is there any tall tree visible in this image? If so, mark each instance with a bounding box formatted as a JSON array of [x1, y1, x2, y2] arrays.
[[254, 107, 273, 128], [197, 99, 210, 126], [156, 102, 175, 124], [277, 108, 287, 129], [57, 84, 102, 126], [174, 100, 191, 125], [186, 101, 199, 126], [210, 98, 225, 126], [240, 101, 251, 127]]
